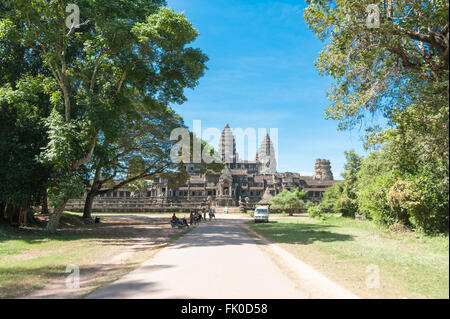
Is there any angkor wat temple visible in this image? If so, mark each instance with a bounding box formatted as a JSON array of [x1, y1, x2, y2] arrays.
[[66, 125, 336, 212]]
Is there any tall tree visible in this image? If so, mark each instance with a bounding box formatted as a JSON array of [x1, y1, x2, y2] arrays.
[[304, 0, 448, 172], [82, 121, 224, 219], [305, 0, 449, 230], [82, 105, 185, 219], [1, 1, 208, 232], [0, 32, 52, 225], [304, 0, 448, 130]]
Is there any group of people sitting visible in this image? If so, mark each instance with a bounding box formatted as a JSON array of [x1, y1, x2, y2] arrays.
[[171, 207, 216, 227]]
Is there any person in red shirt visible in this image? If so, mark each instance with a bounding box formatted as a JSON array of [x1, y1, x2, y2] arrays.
[[172, 213, 177, 221]]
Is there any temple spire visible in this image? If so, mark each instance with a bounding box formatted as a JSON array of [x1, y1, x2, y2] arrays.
[[257, 133, 277, 174], [219, 124, 236, 164]]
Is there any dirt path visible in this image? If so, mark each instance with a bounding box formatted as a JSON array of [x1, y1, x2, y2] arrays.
[[19, 216, 187, 299], [87, 215, 358, 299]]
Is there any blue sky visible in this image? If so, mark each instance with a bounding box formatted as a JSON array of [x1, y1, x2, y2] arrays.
[[167, 0, 370, 177]]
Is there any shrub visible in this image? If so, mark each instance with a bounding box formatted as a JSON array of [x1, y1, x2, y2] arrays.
[[357, 149, 449, 234], [307, 204, 326, 219], [358, 174, 396, 226], [269, 188, 307, 216], [305, 201, 315, 210]]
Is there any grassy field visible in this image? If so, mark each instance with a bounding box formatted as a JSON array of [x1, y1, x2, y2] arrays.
[[247, 214, 449, 299], [0, 214, 190, 298]]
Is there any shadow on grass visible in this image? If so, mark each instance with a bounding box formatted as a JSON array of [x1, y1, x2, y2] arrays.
[[0, 263, 172, 298], [250, 221, 354, 245], [1, 215, 353, 251], [0, 215, 188, 247]]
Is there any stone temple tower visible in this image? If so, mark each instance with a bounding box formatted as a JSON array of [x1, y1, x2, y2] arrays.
[[256, 133, 277, 174], [219, 124, 237, 164], [313, 159, 334, 181]]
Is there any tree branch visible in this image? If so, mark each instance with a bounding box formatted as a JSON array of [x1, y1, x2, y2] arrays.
[[70, 130, 100, 170], [97, 160, 173, 195], [116, 70, 127, 94], [90, 47, 106, 91], [66, 19, 90, 36]]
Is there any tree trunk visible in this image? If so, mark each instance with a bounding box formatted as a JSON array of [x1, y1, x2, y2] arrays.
[[5, 205, 20, 225], [45, 199, 69, 234], [41, 190, 49, 215], [83, 190, 97, 219], [18, 206, 27, 226], [26, 206, 38, 225], [0, 203, 5, 223], [83, 165, 102, 219]]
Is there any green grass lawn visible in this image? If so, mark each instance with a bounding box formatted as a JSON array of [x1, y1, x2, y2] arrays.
[[0, 227, 108, 298], [248, 214, 449, 299]]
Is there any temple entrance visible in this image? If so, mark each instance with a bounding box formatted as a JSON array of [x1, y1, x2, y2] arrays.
[[222, 182, 230, 196]]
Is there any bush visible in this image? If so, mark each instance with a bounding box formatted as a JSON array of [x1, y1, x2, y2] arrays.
[[357, 148, 449, 234], [269, 188, 307, 216], [307, 205, 326, 219], [319, 151, 362, 218], [305, 201, 314, 210], [388, 176, 449, 234], [358, 174, 396, 226]]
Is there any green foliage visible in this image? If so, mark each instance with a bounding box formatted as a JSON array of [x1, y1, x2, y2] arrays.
[[321, 182, 344, 212], [87, 104, 189, 199], [188, 133, 225, 176], [306, 0, 449, 233], [269, 188, 307, 216], [0, 101, 50, 206], [356, 142, 449, 234], [39, 109, 92, 169], [0, 40, 52, 208], [47, 174, 85, 209], [1, 1, 209, 230], [321, 151, 362, 217], [305, 201, 315, 210], [307, 204, 326, 219], [357, 159, 395, 225], [327, 144, 450, 233], [304, 0, 449, 131]]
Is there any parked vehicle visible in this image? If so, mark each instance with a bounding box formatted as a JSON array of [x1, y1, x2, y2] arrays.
[[254, 206, 269, 223]]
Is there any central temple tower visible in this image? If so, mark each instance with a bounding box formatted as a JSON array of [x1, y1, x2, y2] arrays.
[[256, 133, 277, 174], [218, 124, 237, 164]]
